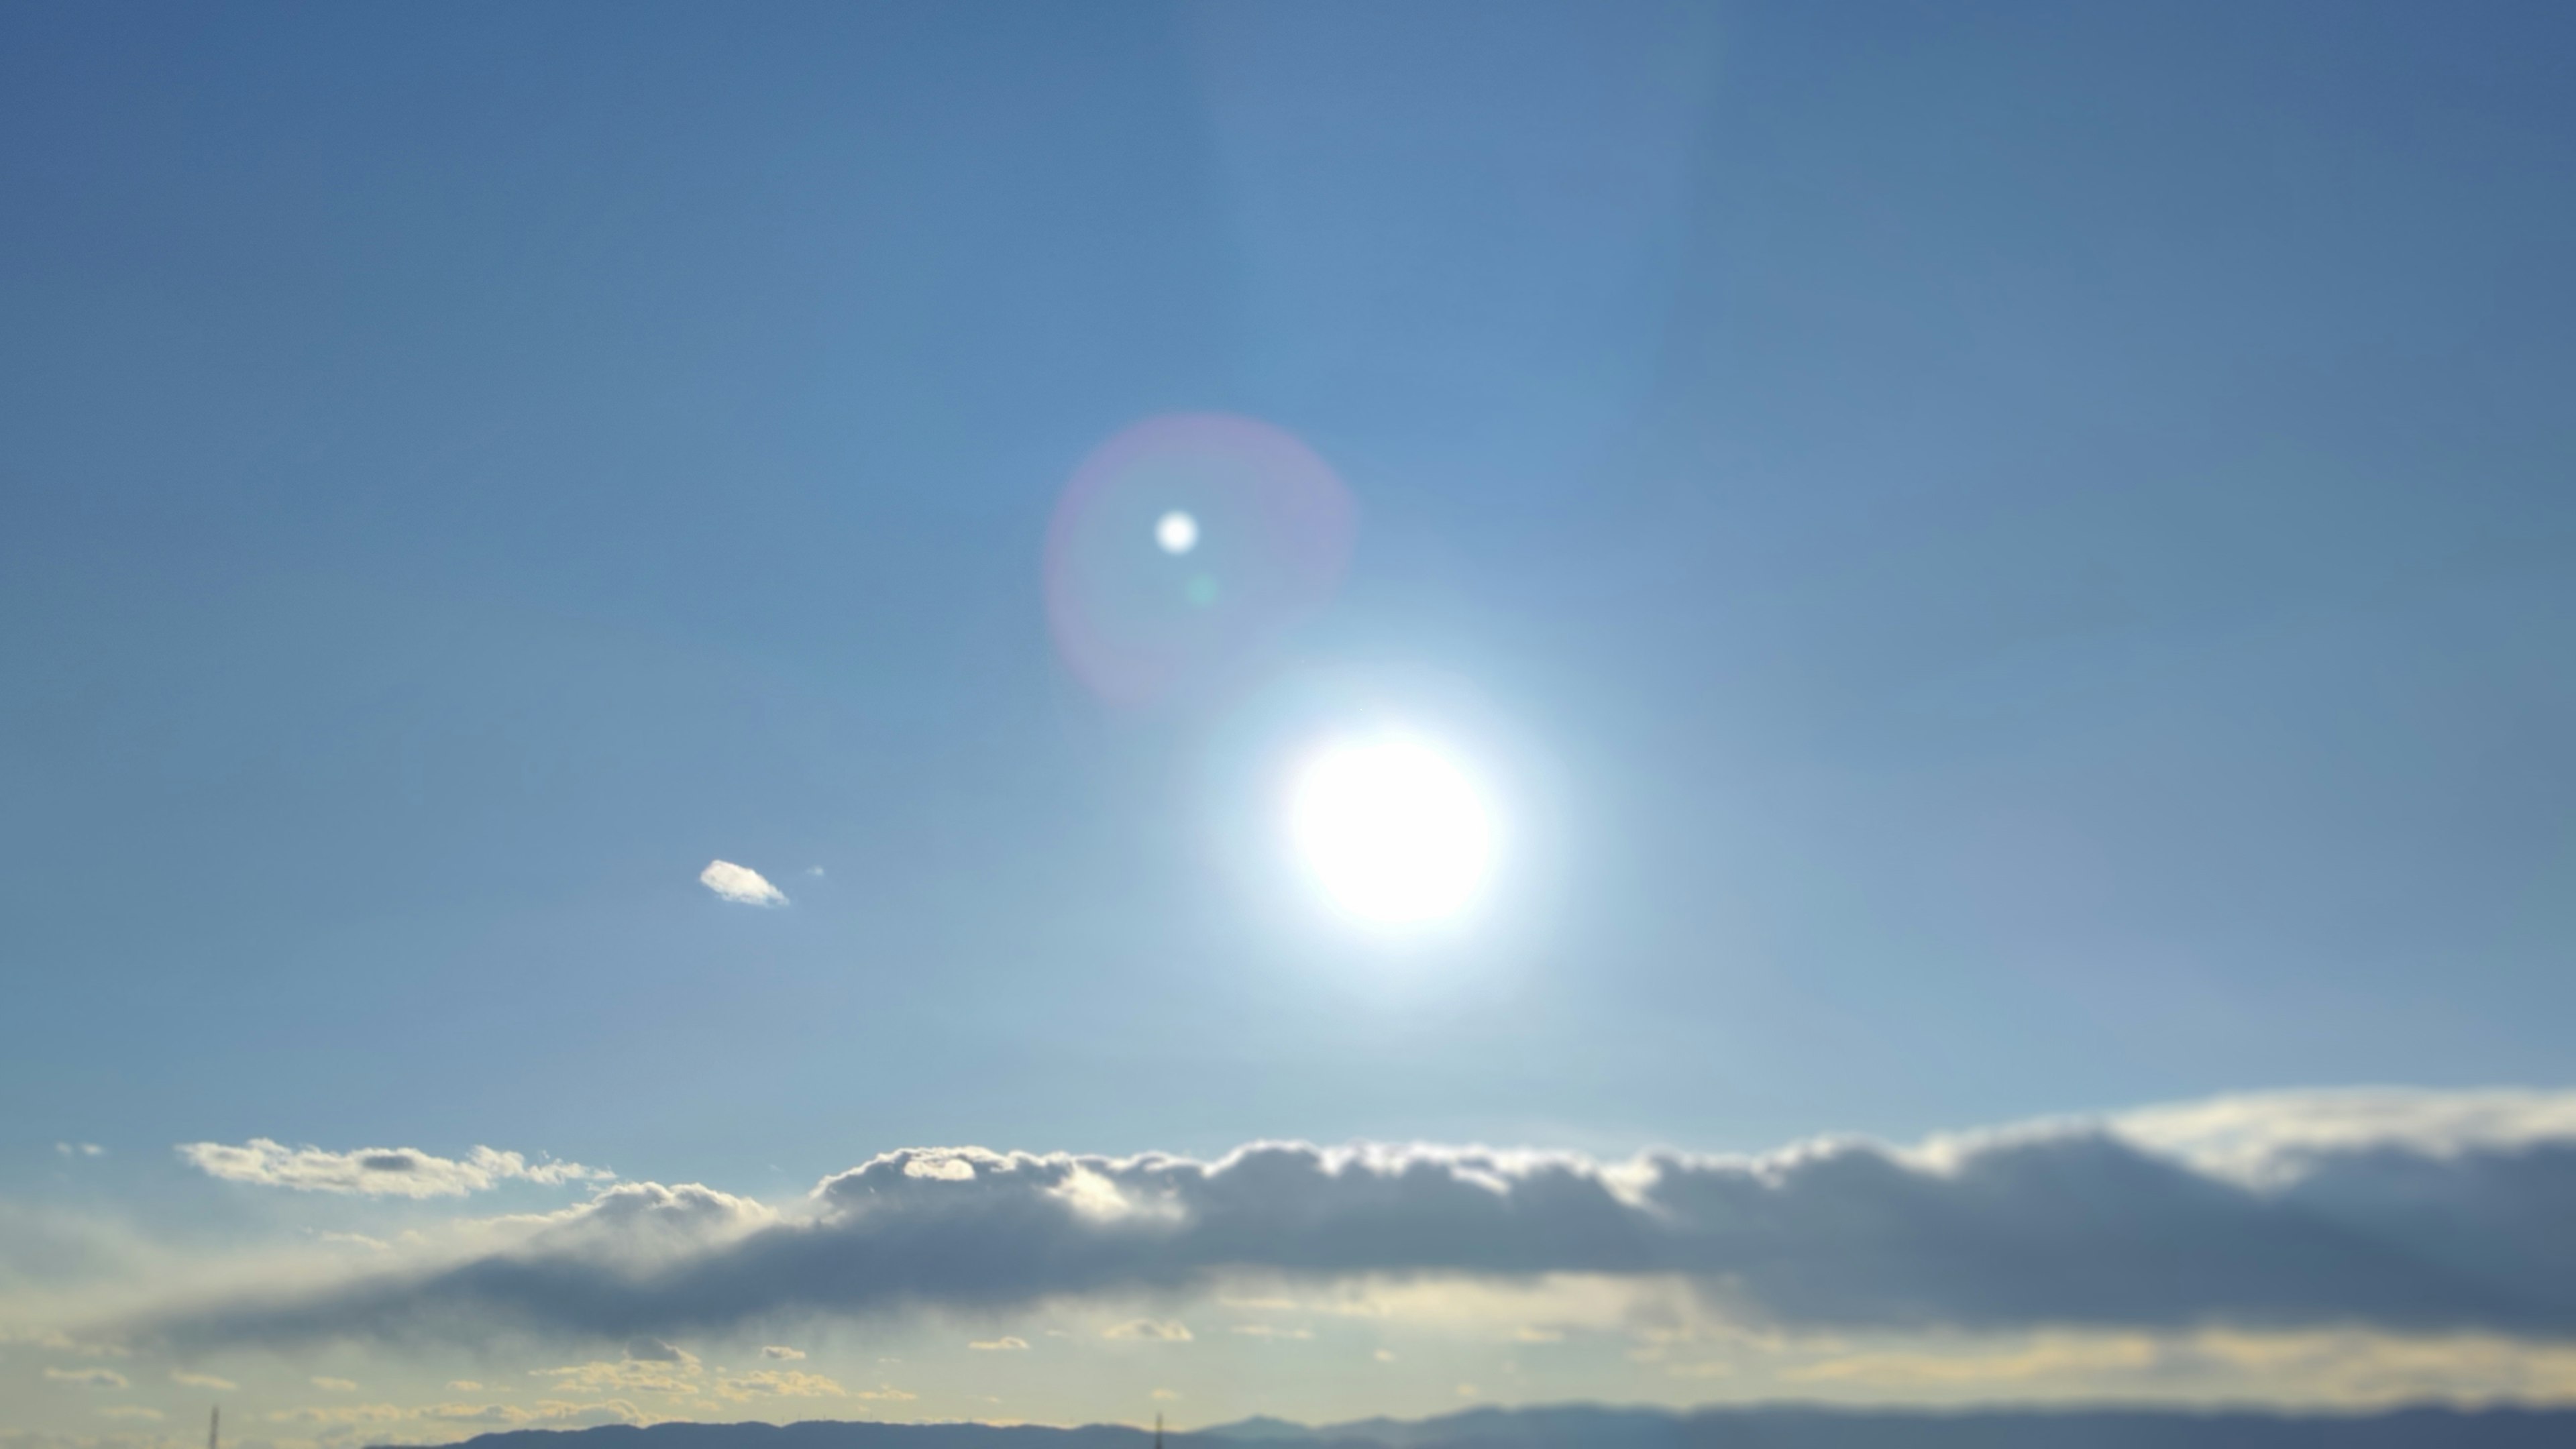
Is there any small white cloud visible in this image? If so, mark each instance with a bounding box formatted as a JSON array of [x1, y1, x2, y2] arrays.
[[700, 859, 787, 907], [968, 1337, 1029, 1352], [1104, 1320, 1193, 1342], [714, 1370, 844, 1401], [1151, 1389, 1179, 1401], [447, 1381, 484, 1393], [1375, 1349, 1398, 1363], [758, 1346, 805, 1360], [172, 1372, 236, 1391], [99, 1407, 164, 1421], [46, 1367, 130, 1389], [317, 1230, 391, 1250], [1230, 1325, 1312, 1340], [311, 1376, 358, 1391], [175, 1139, 609, 1198], [54, 1142, 105, 1157]]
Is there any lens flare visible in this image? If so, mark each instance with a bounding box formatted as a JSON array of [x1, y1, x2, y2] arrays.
[[1289, 733, 1498, 930], [1044, 415, 1354, 704]]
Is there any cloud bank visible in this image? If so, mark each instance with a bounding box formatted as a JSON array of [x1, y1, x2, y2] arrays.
[[698, 860, 786, 907], [176, 1140, 610, 1197], [141, 1090, 2576, 1349]]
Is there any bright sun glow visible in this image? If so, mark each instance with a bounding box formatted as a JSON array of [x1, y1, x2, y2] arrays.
[[1155, 509, 1199, 554], [1289, 733, 1498, 930]]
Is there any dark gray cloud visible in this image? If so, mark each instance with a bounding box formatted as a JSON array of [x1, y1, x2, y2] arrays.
[[140, 1093, 2576, 1348]]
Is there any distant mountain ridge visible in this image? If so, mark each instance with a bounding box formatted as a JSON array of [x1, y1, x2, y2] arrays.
[[462, 1403, 2576, 1449]]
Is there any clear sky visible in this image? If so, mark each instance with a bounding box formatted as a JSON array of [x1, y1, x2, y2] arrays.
[[6, 1, 2576, 1442]]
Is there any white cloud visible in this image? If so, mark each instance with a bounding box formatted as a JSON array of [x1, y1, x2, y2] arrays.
[[536, 1343, 702, 1395], [968, 1337, 1029, 1352], [712, 1370, 845, 1401], [317, 1231, 391, 1251], [170, 1372, 235, 1391], [55, 1143, 105, 1158], [311, 1376, 358, 1391], [757, 1345, 805, 1360], [2115, 1088, 2576, 1187], [44, 1368, 129, 1389], [698, 860, 786, 907], [174, 1139, 609, 1197]]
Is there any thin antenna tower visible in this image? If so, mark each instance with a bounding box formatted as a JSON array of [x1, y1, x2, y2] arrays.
[[209, 1407, 220, 1449], [1152, 1412, 1163, 1449]]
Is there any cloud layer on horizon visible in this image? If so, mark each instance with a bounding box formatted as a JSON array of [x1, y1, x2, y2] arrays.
[[139, 1089, 2576, 1350]]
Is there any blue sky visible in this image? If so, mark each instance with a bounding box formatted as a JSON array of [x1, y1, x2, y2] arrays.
[[6, 1, 2576, 1436]]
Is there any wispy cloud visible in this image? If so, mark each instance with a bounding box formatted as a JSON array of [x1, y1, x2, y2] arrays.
[[1104, 1320, 1193, 1342], [531, 1340, 704, 1397], [170, 1372, 235, 1391], [136, 1090, 2576, 1349], [2, 1328, 127, 1358], [54, 1143, 105, 1158], [44, 1368, 129, 1389], [758, 1345, 805, 1360], [266, 1399, 645, 1432], [2114, 1088, 2576, 1186], [698, 860, 786, 907], [713, 1370, 847, 1401], [968, 1337, 1029, 1352], [175, 1140, 609, 1198]]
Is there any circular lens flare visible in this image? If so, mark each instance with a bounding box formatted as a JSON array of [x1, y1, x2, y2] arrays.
[[1044, 415, 1354, 706], [1289, 734, 1497, 930]]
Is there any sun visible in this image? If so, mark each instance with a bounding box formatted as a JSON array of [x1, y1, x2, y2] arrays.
[[1289, 733, 1499, 930]]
